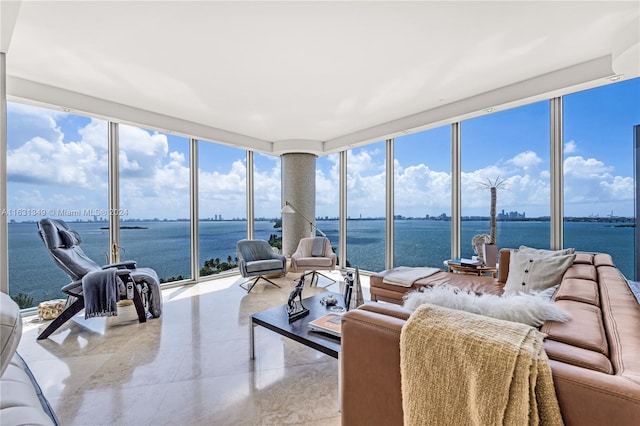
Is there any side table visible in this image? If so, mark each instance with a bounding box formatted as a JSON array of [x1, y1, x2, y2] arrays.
[[444, 260, 497, 278]]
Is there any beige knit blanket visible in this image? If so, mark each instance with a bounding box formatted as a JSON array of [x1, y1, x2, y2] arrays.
[[400, 304, 564, 426]]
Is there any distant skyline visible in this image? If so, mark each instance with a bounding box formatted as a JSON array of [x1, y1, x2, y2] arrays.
[[5, 78, 639, 222]]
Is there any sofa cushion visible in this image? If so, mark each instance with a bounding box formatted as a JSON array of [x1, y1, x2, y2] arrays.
[[543, 339, 613, 374], [504, 250, 575, 295], [563, 263, 597, 281], [555, 278, 600, 307], [245, 259, 283, 273], [542, 300, 608, 356], [293, 257, 333, 268], [573, 252, 595, 264], [593, 253, 614, 267]]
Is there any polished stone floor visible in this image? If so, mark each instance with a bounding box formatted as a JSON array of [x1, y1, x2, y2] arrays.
[[18, 271, 371, 426]]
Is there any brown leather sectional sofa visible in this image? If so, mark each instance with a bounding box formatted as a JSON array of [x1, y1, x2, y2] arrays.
[[341, 250, 640, 426]]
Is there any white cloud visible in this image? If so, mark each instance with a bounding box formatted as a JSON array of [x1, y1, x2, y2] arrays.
[[7, 103, 634, 220], [344, 151, 386, 217], [254, 155, 282, 214], [7, 135, 105, 188], [119, 125, 169, 178], [199, 160, 247, 219], [564, 156, 612, 177], [347, 148, 384, 175], [316, 155, 340, 214], [324, 145, 633, 218], [507, 150, 542, 170], [7, 102, 68, 125], [562, 155, 633, 214], [564, 140, 577, 154], [394, 163, 450, 216]]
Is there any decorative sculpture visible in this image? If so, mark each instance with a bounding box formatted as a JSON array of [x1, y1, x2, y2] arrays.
[[472, 234, 491, 263], [287, 275, 309, 322], [344, 267, 364, 311]]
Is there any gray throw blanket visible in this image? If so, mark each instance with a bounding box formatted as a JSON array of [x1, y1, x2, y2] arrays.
[[82, 267, 118, 319], [312, 237, 326, 257]]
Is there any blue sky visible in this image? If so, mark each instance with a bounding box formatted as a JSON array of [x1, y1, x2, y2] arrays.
[[5, 78, 639, 221]]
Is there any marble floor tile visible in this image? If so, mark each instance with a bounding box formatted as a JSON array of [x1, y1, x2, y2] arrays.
[[16, 271, 371, 425]]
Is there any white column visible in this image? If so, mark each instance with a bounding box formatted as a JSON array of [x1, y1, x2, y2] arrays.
[[281, 153, 316, 256], [550, 97, 563, 250], [385, 138, 394, 270], [190, 138, 199, 279], [0, 52, 7, 293], [451, 122, 461, 259], [246, 150, 254, 239], [108, 122, 120, 262], [339, 151, 347, 270]]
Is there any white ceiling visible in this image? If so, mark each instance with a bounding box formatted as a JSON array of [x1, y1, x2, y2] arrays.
[[2, 1, 639, 155]]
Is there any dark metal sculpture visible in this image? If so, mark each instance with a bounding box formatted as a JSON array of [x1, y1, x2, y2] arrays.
[[287, 275, 309, 322]]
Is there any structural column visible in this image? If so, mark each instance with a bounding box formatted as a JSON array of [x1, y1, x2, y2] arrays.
[[0, 52, 7, 293], [550, 97, 563, 250], [451, 122, 461, 259], [281, 153, 316, 257]]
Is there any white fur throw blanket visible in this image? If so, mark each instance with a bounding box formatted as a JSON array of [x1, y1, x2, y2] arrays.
[[400, 304, 564, 426], [403, 285, 570, 327], [382, 266, 440, 287]]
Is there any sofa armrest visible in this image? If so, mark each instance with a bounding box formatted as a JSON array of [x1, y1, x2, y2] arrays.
[[549, 360, 640, 426], [498, 248, 511, 284], [356, 302, 412, 320], [341, 304, 407, 426], [102, 261, 137, 270]]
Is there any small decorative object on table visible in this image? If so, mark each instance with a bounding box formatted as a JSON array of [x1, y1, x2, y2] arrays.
[[321, 294, 345, 313], [344, 267, 364, 311], [320, 294, 338, 306], [287, 275, 309, 322]]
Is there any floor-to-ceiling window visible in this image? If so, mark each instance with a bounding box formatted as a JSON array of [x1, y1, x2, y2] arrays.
[[118, 125, 191, 283], [394, 126, 451, 267], [198, 141, 246, 277], [346, 142, 386, 271], [6, 103, 109, 307], [253, 152, 281, 246], [4, 80, 639, 309], [316, 153, 340, 263], [461, 101, 551, 258], [563, 78, 639, 280]]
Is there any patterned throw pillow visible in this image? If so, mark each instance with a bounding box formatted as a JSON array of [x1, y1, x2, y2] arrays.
[[504, 250, 576, 295]]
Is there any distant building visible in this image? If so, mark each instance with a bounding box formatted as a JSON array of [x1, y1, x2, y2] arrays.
[[497, 209, 525, 220]]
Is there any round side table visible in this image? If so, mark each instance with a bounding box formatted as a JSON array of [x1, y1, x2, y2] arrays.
[[444, 260, 497, 278]]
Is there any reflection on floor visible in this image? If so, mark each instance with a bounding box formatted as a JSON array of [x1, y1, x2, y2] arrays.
[[18, 271, 371, 425]]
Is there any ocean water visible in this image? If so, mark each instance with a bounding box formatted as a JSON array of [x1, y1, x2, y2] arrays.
[[8, 219, 636, 306]]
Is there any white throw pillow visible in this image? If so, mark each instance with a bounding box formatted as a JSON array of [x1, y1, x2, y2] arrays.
[[504, 250, 576, 295], [403, 285, 570, 327], [518, 245, 575, 256]]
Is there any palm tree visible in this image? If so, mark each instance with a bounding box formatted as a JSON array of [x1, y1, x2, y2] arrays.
[[478, 176, 507, 244]]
